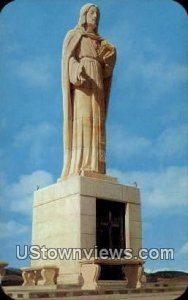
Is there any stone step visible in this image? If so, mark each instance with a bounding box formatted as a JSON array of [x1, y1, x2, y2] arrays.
[[3, 285, 186, 300]]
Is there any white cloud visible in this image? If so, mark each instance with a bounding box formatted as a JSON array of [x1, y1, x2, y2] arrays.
[[108, 125, 152, 159], [125, 57, 188, 98], [113, 26, 188, 95], [14, 122, 57, 165], [104, 22, 188, 99], [155, 124, 188, 158], [14, 122, 56, 145], [0, 221, 29, 239], [1, 170, 54, 215], [179, 242, 188, 255], [108, 166, 188, 210], [139, 61, 187, 85], [108, 124, 188, 162], [14, 56, 54, 88]]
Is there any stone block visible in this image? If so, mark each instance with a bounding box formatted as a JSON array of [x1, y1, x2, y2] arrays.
[[80, 177, 123, 201], [80, 196, 96, 216], [34, 176, 80, 206], [130, 238, 142, 257], [123, 186, 140, 204], [33, 194, 81, 224], [129, 203, 142, 221], [81, 215, 96, 235], [129, 221, 142, 239], [80, 234, 96, 250], [32, 232, 80, 249]]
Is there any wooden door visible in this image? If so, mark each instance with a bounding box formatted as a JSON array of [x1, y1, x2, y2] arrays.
[[96, 199, 125, 279]]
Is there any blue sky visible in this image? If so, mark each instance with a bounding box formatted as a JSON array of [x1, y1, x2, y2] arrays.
[[0, 0, 188, 273]]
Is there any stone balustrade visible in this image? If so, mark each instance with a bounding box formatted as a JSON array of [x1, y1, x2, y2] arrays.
[[80, 258, 144, 290], [21, 266, 59, 286]]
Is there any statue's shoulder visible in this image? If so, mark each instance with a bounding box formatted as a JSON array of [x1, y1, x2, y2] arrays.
[[64, 29, 75, 40], [62, 28, 83, 56], [63, 28, 82, 45]]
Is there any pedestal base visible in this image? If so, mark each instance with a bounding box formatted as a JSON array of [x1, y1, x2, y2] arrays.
[[32, 175, 142, 285]]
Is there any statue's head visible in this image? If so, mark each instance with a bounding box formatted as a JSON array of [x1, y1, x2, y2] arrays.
[[79, 3, 100, 32]]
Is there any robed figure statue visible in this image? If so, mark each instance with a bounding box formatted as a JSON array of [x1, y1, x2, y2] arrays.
[[61, 3, 116, 178]]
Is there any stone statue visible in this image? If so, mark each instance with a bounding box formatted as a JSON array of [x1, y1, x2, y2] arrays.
[[61, 3, 116, 178]]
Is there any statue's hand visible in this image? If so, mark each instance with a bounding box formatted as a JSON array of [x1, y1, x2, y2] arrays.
[[76, 65, 87, 86], [99, 40, 116, 66], [103, 50, 115, 65]]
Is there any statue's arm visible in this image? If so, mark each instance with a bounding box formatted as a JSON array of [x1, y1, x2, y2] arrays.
[[103, 49, 116, 78], [99, 40, 116, 78], [63, 30, 85, 87], [63, 30, 85, 86], [69, 56, 85, 87], [103, 63, 115, 78]]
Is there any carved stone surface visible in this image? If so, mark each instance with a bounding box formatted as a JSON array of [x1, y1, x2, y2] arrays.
[[22, 269, 35, 286], [21, 266, 58, 286], [81, 263, 101, 290], [80, 259, 144, 290], [61, 3, 116, 179], [41, 266, 58, 286], [123, 264, 143, 289]]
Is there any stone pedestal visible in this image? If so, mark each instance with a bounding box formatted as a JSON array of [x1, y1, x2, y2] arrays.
[[32, 175, 142, 285]]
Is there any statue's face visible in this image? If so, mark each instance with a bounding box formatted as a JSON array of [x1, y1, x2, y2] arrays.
[[86, 6, 98, 29]]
